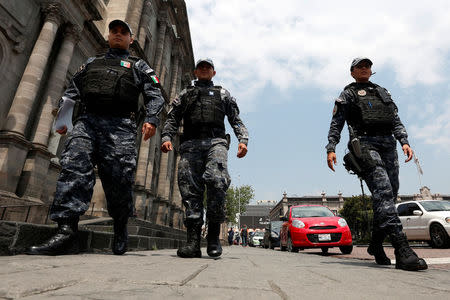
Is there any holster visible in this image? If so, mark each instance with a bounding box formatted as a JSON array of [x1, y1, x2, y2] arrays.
[[343, 147, 376, 176]]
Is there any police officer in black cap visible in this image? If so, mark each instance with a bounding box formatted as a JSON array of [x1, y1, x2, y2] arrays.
[[326, 57, 427, 271], [161, 58, 248, 258], [27, 20, 164, 256]]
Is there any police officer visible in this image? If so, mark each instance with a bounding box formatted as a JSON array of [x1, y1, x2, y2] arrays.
[[161, 58, 248, 258], [326, 57, 427, 271], [27, 20, 164, 256]]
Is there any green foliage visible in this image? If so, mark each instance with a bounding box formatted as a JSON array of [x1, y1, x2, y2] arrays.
[[225, 185, 255, 224], [339, 195, 373, 242]]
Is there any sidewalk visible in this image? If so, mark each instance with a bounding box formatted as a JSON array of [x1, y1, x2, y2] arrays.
[[1, 246, 449, 299]]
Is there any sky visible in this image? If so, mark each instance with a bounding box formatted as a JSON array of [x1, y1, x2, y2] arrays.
[[185, 0, 450, 203]]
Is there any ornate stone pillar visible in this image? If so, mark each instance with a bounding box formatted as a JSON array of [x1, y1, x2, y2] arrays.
[[171, 154, 183, 226], [33, 24, 81, 147], [134, 135, 151, 217], [2, 4, 63, 135], [17, 25, 81, 200], [169, 52, 180, 100], [0, 4, 63, 193], [126, 0, 144, 39], [154, 16, 167, 75], [156, 150, 170, 199]]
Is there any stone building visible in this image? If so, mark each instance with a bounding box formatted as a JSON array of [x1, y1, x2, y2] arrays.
[[0, 0, 195, 229], [269, 192, 345, 221], [269, 187, 450, 221]]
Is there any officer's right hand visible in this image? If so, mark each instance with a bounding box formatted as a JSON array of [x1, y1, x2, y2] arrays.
[[56, 126, 67, 135], [161, 141, 173, 153], [327, 152, 337, 172]]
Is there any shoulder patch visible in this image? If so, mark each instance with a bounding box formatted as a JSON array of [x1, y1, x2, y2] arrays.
[[332, 104, 338, 116]]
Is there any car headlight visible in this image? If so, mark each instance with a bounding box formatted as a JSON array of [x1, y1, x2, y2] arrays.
[[446, 217, 450, 223], [292, 220, 305, 228], [338, 218, 348, 227]]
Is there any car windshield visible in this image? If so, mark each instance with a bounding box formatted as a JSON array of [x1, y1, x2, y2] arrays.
[[420, 200, 450, 212], [271, 221, 283, 231], [291, 206, 335, 218]]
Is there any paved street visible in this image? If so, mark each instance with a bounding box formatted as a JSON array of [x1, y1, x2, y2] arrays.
[[1, 246, 449, 300]]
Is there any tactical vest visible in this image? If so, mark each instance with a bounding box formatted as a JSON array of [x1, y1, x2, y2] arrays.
[[80, 56, 140, 114], [182, 86, 226, 140], [347, 85, 396, 134]]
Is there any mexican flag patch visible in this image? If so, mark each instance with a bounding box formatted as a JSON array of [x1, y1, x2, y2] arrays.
[[151, 75, 160, 84], [120, 60, 131, 68]]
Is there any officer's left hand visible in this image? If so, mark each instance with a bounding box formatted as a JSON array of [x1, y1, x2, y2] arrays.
[[237, 143, 247, 158], [402, 144, 413, 163], [142, 123, 156, 141]]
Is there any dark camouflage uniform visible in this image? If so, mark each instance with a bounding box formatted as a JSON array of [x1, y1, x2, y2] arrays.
[[50, 48, 164, 222], [326, 81, 409, 235], [162, 80, 248, 227]]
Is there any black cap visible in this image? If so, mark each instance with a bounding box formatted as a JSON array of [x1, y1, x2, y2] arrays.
[[195, 58, 214, 69], [108, 19, 133, 35], [350, 57, 372, 71]]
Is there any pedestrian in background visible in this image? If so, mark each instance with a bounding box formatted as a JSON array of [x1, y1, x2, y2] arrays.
[[228, 227, 234, 246], [241, 225, 248, 247]]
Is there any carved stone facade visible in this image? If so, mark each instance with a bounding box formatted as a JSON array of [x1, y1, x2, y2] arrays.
[[0, 0, 194, 229]]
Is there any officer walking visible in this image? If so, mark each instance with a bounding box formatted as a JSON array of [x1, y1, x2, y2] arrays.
[[161, 58, 248, 258], [326, 57, 427, 271], [27, 20, 165, 256]]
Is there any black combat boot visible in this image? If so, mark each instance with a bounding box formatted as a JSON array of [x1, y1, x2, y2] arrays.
[[367, 231, 391, 265], [207, 222, 222, 257], [112, 219, 128, 255], [177, 226, 201, 258], [390, 232, 428, 271], [26, 219, 79, 255]]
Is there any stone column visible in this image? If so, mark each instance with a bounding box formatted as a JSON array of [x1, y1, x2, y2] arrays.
[[154, 16, 168, 75], [171, 154, 183, 226], [2, 4, 63, 135], [126, 0, 144, 39], [157, 150, 170, 199], [17, 25, 81, 200], [134, 135, 151, 217], [169, 52, 180, 100], [0, 4, 63, 193], [33, 24, 80, 147]]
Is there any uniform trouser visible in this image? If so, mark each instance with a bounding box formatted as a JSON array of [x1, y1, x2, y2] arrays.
[[50, 113, 137, 222], [358, 135, 403, 235], [178, 138, 231, 227]]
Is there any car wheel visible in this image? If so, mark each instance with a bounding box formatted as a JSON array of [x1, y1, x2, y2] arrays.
[[430, 223, 450, 248], [321, 247, 329, 254], [287, 236, 299, 253], [339, 245, 353, 254]]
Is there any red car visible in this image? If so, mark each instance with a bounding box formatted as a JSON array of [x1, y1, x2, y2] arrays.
[[279, 205, 353, 254]]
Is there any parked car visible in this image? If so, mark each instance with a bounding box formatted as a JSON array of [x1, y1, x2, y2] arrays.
[[249, 231, 264, 247], [396, 200, 450, 248], [263, 221, 283, 249], [279, 205, 353, 254]]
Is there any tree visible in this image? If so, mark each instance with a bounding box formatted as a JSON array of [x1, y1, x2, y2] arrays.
[[225, 185, 255, 225], [339, 195, 373, 242]]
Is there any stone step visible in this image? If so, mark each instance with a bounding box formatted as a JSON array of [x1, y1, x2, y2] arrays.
[[82, 224, 186, 240], [0, 221, 189, 256]]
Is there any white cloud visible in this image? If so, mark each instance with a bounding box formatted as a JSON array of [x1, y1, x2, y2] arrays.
[[186, 0, 450, 102], [410, 99, 450, 150]]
